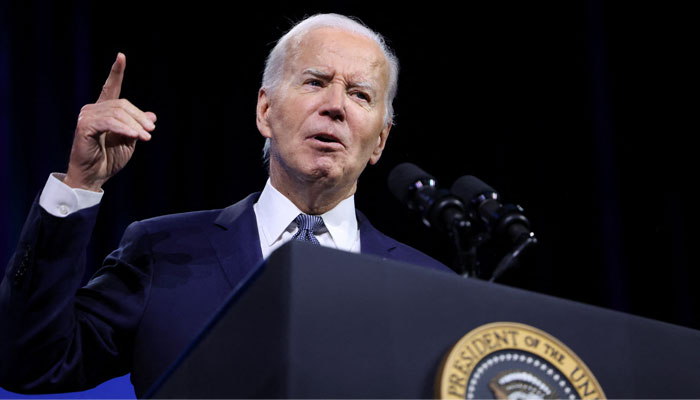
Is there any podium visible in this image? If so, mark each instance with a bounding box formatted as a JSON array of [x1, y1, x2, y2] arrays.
[[147, 241, 700, 398]]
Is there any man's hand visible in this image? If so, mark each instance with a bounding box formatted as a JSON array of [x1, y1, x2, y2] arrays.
[[64, 53, 157, 191]]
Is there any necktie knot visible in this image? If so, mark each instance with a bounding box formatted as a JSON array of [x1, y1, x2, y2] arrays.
[[292, 214, 324, 245]]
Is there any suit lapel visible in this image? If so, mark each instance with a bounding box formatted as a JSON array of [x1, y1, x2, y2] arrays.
[[209, 193, 263, 290], [357, 210, 396, 259], [208, 196, 398, 286]]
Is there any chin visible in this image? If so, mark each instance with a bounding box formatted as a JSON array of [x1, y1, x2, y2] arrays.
[[304, 164, 339, 182], [302, 157, 347, 182]]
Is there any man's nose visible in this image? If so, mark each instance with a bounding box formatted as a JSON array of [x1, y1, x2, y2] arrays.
[[319, 84, 346, 122]]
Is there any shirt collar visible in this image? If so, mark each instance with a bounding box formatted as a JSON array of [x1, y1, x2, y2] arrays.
[[320, 189, 357, 252], [254, 179, 358, 250]]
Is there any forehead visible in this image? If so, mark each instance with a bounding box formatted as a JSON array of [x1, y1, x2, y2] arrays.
[[287, 27, 389, 83]]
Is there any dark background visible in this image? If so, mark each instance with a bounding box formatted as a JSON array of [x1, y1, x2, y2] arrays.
[[1, 0, 697, 347]]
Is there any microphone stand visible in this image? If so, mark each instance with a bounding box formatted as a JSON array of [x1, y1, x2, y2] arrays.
[[449, 219, 488, 278], [452, 199, 537, 281], [419, 192, 488, 278], [417, 193, 536, 280], [489, 232, 538, 282]]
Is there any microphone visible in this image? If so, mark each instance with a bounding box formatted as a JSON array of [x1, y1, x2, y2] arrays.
[[450, 175, 533, 245], [387, 163, 469, 233]]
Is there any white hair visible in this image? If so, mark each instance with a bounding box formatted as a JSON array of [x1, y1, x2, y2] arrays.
[[260, 13, 399, 168]]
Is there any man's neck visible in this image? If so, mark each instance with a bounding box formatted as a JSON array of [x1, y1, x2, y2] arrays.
[[269, 172, 356, 215]]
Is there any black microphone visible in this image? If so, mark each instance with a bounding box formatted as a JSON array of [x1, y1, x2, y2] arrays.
[[387, 163, 469, 232], [450, 175, 533, 245]]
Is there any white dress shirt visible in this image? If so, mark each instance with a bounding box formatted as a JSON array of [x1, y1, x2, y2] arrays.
[[38, 174, 360, 258], [253, 179, 360, 259], [39, 173, 104, 217]]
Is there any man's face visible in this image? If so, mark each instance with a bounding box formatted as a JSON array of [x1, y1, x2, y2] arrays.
[[257, 27, 391, 192]]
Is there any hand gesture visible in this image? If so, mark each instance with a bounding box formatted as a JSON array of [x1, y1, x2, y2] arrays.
[[64, 53, 157, 191]]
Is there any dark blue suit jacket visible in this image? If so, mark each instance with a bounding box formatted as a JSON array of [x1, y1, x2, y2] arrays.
[[0, 192, 451, 397]]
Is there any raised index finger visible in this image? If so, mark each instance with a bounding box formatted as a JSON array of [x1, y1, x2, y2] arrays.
[[97, 52, 126, 103]]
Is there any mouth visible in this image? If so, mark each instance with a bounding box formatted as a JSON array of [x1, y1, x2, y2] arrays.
[[310, 133, 344, 148]]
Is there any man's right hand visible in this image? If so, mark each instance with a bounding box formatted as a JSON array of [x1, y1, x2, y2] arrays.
[[64, 53, 157, 192]]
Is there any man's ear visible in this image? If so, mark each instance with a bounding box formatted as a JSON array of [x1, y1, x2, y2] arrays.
[[256, 88, 272, 139], [369, 122, 392, 165]]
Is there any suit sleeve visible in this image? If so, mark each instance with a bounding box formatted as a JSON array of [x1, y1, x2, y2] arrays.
[[0, 196, 152, 394]]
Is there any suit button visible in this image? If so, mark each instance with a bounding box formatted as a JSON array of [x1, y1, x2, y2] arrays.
[[13, 269, 25, 287], [14, 244, 31, 286]]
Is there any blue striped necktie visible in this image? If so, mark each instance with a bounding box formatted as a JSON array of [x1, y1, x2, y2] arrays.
[[292, 214, 324, 245]]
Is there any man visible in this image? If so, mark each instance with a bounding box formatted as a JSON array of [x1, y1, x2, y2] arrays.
[[0, 14, 451, 397]]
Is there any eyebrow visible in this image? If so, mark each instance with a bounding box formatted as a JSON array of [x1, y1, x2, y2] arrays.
[[302, 68, 331, 79], [302, 68, 377, 93]]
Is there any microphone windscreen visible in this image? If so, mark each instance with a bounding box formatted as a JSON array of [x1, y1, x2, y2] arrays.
[[450, 175, 496, 205], [387, 162, 434, 205]]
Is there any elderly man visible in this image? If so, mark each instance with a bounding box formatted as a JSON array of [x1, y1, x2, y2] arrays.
[[0, 14, 450, 397]]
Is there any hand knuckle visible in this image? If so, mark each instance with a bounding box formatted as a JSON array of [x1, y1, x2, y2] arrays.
[[76, 117, 92, 131]]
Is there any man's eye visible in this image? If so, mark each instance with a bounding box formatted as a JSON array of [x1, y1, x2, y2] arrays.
[[306, 79, 323, 87], [352, 91, 370, 102]]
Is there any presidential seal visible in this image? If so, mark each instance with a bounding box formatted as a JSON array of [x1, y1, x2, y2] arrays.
[[436, 322, 605, 400]]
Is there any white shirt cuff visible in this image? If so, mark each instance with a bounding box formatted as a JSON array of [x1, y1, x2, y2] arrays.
[[39, 173, 104, 217]]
